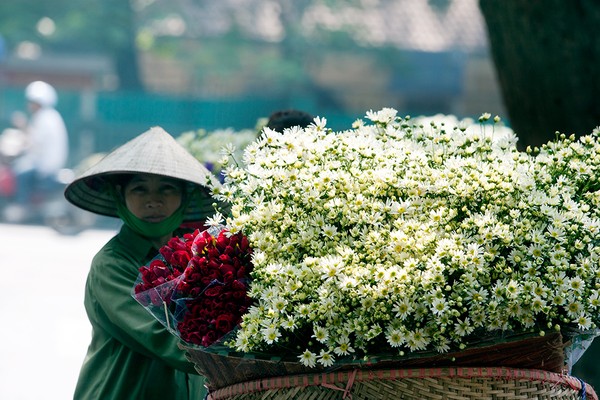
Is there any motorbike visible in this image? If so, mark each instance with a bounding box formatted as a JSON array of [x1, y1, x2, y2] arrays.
[[0, 127, 97, 235]]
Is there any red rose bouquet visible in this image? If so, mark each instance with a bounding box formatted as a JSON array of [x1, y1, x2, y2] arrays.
[[132, 226, 253, 348]]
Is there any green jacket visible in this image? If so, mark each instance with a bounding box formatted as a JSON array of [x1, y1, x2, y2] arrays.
[[74, 225, 207, 400]]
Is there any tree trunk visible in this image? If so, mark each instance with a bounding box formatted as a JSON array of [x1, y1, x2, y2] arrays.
[[479, 0, 600, 387], [479, 0, 600, 150]]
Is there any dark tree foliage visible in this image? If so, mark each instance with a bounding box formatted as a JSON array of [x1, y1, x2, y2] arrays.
[[0, 0, 143, 90]]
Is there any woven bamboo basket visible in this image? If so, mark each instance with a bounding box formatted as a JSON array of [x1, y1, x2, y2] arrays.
[[206, 367, 597, 400], [180, 330, 597, 399], [180, 331, 567, 391]]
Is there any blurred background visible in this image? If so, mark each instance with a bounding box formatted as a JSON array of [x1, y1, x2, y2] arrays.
[[1, 0, 599, 398], [0, 0, 505, 170]]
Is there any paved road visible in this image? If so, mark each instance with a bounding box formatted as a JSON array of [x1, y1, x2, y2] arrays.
[[0, 223, 117, 400]]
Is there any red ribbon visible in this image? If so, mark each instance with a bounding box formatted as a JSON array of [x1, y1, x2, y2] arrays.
[[321, 369, 357, 399]]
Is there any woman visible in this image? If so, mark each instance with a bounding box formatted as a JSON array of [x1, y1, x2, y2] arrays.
[[65, 126, 223, 399]]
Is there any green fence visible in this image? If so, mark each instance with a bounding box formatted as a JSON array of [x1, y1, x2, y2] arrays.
[[0, 88, 356, 168]]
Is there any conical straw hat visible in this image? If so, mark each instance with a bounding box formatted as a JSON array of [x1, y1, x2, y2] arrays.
[[65, 126, 222, 221]]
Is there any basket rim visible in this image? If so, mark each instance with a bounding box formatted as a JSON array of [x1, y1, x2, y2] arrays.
[[207, 366, 597, 400]]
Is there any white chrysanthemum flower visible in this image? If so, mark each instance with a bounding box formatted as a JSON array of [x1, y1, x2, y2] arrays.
[[270, 296, 287, 312], [214, 107, 600, 364], [333, 335, 355, 356], [392, 298, 412, 320], [434, 336, 451, 353], [576, 314, 592, 330], [454, 318, 475, 337], [431, 298, 449, 316], [299, 350, 317, 367], [220, 142, 237, 157], [261, 325, 281, 344], [312, 326, 328, 343], [313, 116, 327, 131], [234, 331, 251, 352], [318, 350, 335, 367], [590, 291, 600, 309], [281, 316, 297, 330], [202, 212, 225, 229], [566, 301, 583, 319], [386, 328, 405, 348], [405, 328, 429, 351], [366, 107, 398, 124]]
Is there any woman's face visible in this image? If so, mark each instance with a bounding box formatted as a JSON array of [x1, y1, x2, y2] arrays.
[[121, 174, 184, 222]]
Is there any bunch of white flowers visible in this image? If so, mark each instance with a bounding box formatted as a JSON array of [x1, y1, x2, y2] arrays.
[[213, 108, 600, 368], [177, 127, 258, 177]]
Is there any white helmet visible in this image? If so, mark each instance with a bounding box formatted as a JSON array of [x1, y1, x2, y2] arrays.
[[25, 81, 58, 107]]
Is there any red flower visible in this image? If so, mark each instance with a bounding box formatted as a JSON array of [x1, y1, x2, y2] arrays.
[[204, 285, 224, 297], [134, 227, 254, 348], [215, 313, 237, 333], [171, 250, 191, 270], [133, 233, 198, 307]]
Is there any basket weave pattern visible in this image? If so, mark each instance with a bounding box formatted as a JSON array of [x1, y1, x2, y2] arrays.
[[180, 332, 597, 399], [180, 331, 566, 391], [207, 367, 597, 400]]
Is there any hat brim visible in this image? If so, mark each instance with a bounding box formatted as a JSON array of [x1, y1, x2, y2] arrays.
[[64, 126, 225, 221]]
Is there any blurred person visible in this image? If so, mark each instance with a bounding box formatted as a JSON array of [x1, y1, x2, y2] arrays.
[[0, 124, 27, 197], [64, 126, 224, 399], [3, 80, 69, 222], [265, 109, 314, 132]]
